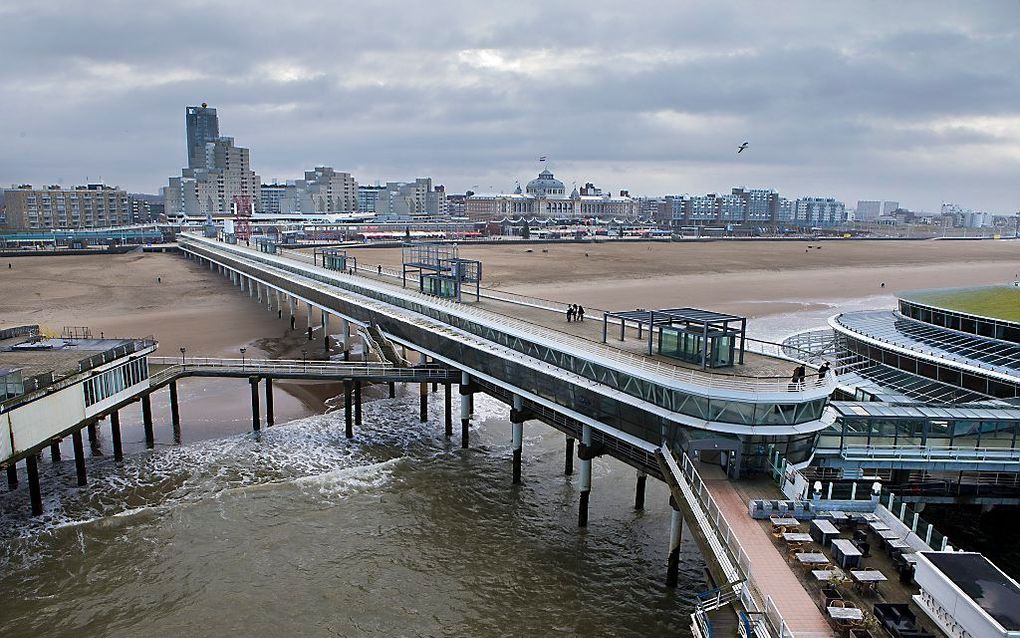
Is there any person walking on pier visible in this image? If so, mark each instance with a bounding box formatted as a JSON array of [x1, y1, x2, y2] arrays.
[[290, 314, 296, 330], [566, 305, 574, 322], [790, 364, 806, 389], [817, 362, 831, 380], [577, 305, 585, 322]]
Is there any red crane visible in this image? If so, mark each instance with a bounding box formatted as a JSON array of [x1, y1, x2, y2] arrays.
[[233, 195, 253, 241]]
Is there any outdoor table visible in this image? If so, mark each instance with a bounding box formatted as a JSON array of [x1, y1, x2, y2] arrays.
[[877, 530, 900, 540], [810, 518, 840, 547], [887, 538, 912, 551], [812, 569, 837, 582], [850, 570, 887, 583], [770, 517, 800, 528], [902, 553, 920, 565], [827, 606, 865, 621], [831, 538, 863, 569], [796, 552, 830, 565], [868, 521, 891, 533], [827, 511, 849, 524], [783, 532, 813, 543], [860, 512, 880, 522]]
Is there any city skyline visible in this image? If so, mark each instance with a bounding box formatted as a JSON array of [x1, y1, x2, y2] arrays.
[[1, 2, 1019, 213]]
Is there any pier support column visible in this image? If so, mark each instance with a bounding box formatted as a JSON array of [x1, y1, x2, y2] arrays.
[[72, 429, 87, 486], [511, 395, 524, 485], [322, 312, 330, 352], [141, 394, 154, 449], [169, 380, 181, 442], [635, 471, 647, 510], [443, 383, 452, 437], [249, 278, 255, 299], [354, 381, 362, 426], [418, 352, 427, 422], [344, 380, 353, 439], [50, 439, 61, 463], [87, 421, 101, 456], [307, 302, 314, 330], [257, 282, 263, 303], [388, 381, 396, 398], [564, 436, 575, 475], [666, 498, 683, 587], [26, 455, 43, 516], [249, 377, 261, 432], [5, 463, 17, 490], [265, 378, 275, 426], [340, 318, 350, 351], [578, 424, 592, 528], [459, 372, 471, 449], [289, 296, 297, 328], [110, 411, 123, 462], [275, 290, 282, 318]]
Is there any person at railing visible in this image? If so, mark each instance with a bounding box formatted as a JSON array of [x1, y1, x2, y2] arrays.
[[790, 364, 806, 389], [577, 305, 585, 322], [566, 305, 575, 322], [817, 362, 831, 380]]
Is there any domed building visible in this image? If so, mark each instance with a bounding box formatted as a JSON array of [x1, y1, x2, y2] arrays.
[[525, 169, 566, 197]]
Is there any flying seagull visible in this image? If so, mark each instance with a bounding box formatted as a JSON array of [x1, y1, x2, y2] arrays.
[[737, 141, 749, 154]]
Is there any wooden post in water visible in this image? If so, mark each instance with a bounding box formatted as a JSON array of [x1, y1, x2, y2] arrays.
[[249, 377, 261, 432], [5, 463, 17, 490], [110, 411, 123, 462], [71, 429, 87, 486], [388, 382, 396, 398], [141, 394, 154, 449], [265, 378, 275, 426], [50, 439, 62, 463], [87, 421, 101, 456]]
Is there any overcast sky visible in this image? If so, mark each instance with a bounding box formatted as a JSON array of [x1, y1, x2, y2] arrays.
[[2, 1, 1019, 212]]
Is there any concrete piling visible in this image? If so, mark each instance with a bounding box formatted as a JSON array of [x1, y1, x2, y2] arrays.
[[265, 378, 275, 426], [459, 372, 471, 449], [110, 411, 123, 462], [353, 380, 362, 426], [50, 439, 61, 463], [344, 380, 353, 439], [141, 394, 154, 448], [666, 498, 683, 587], [26, 455, 43, 516], [443, 383, 452, 437], [169, 380, 181, 441], [511, 395, 524, 485], [564, 436, 574, 475], [249, 377, 261, 432], [72, 429, 87, 486], [578, 424, 592, 527], [388, 382, 396, 398], [5, 463, 17, 490], [635, 471, 647, 510]]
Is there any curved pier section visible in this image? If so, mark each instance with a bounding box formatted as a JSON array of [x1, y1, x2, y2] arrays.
[[179, 233, 834, 476]]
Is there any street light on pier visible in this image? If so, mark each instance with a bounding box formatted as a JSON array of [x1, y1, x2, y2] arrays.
[[301, 349, 307, 371], [179, 346, 186, 366], [240, 347, 247, 371]]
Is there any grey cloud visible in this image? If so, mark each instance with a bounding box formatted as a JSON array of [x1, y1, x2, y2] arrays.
[[0, 0, 1018, 211]]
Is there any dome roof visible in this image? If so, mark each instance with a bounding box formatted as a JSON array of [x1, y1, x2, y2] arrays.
[[526, 169, 565, 196]]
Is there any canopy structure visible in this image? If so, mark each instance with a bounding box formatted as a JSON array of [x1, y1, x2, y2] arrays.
[[602, 307, 747, 369]]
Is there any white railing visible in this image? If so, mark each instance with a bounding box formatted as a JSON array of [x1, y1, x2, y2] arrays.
[[839, 444, 1020, 463], [147, 357, 457, 381], [211, 237, 835, 397]]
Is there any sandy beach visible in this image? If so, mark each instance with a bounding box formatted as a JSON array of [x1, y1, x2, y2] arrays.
[[342, 239, 1020, 318]]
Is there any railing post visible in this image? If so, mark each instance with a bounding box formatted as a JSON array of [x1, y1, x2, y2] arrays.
[[925, 523, 933, 546], [900, 502, 908, 520], [851, 481, 858, 500], [912, 512, 919, 533]]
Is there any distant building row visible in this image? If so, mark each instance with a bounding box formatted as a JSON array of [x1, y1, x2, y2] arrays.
[[1, 184, 162, 231], [164, 105, 447, 219]]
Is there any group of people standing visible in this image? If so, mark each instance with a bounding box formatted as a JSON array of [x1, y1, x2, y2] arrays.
[[566, 304, 586, 322], [790, 362, 831, 387]]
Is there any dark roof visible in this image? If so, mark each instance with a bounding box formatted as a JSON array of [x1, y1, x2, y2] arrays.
[[605, 307, 745, 325], [923, 552, 1020, 631]]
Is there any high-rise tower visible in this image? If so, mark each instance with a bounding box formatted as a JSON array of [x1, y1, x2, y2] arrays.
[[186, 103, 219, 169]]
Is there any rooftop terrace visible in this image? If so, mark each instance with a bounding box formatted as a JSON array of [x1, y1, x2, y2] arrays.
[[900, 286, 1020, 323]]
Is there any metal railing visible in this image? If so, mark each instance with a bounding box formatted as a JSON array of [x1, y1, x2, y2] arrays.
[[208, 236, 835, 396], [837, 444, 1020, 463], [147, 357, 458, 382], [77, 337, 157, 373]]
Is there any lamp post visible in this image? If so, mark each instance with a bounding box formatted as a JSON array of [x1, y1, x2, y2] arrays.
[[179, 346, 186, 366], [301, 349, 307, 372], [240, 347, 247, 371]]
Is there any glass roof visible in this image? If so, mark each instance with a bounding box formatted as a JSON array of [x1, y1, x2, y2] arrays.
[[837, 311, 1020, 379], [842, 364, 995, 404]]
